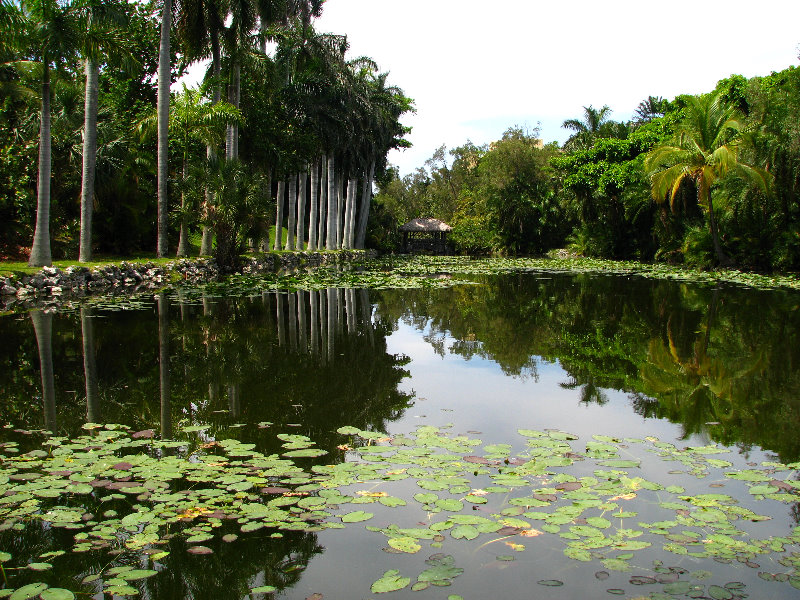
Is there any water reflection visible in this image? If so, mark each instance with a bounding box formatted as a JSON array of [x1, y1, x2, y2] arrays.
[[373, 273, 800, 461], [3, 275, 800, 598], [3, 288, 412, 452]]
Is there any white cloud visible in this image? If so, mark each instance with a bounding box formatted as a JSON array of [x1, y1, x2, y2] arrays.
[[316, 0, 800, 175]]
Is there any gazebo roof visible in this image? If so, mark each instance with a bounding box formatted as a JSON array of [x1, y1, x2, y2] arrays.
[[399, 218, 452, 232]]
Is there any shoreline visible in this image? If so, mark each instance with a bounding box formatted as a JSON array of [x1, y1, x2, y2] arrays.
[[0, 250, 373, 312]]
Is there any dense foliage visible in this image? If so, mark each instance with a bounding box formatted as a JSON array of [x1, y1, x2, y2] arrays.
[[375, 67, 800, 271], [0, 0, 412, 266]]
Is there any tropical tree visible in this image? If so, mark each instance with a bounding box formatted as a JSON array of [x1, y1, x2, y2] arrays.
[[78, 0, 129, 262], [204, 157, 270, 270], [645, 92, 771, 266], [141, 85, 242, 256], [634, 95, 669, 125], [562, 104, 618, 152], [9, 0, 84, 266], [155, 0, 173, 257], [176, 0, 227, 255]]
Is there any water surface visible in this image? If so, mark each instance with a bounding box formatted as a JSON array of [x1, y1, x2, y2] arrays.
[[1, 271, 799, 599]]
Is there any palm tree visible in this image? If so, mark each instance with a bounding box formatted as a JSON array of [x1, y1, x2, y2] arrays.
[[167, 86, 241, 255], [31, 309, 57, 431], [634, 95, 668, 125], [562, 104, 613, 152], [78, 0, 129, 262], [11, 0, 83, 266], [222, 0, 257, 161], [81, 306, 100, 423], [176, 0, 227, 255], [644, 93, 771, 266], [157, 292, 172, 438], [157, 0, 172, 257]]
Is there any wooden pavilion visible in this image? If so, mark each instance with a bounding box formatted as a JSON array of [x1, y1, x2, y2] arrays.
[[399, 218, 453, 255]]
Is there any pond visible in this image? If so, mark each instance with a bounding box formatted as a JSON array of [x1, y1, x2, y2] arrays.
[[1, 262, 799, 600]]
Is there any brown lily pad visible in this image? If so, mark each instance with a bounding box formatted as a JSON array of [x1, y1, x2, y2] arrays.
[[556, 481, 582, 492]]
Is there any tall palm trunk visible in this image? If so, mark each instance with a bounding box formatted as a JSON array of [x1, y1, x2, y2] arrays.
[[285, 174, 296, 250], [225, 62, 240, 160], [342, 177, 352, 249], [319, 288, 327, 360], [359, 288, 374, 346], [157, 293, 171, 438], [227, 384, 240, 418], [79, 57, 99, 263], [200, 41, 221, 256], [29, 63, 52, 267], [336, 172, 344, 249], [81, 307, 100, 423], [309, 289, 319, 356], [31, 310, 56, 431], [308, 158, 319, 251], [356, 162, 375, 249], [274, 179, 285, 251], [298, 291, 308, 352], [317, 156, 327, 247], [176, 153, 190, 256], [288, 291, 297, 350], [326, 287, 336, 361], [156, 0, 171, 258], [276, 293, 285, 346], [259, 171, 272, 251], [296, 168, 307, 251], [325, 155, 336, 249], [704, 190, 731, 266], [344, 177, 358, 249]]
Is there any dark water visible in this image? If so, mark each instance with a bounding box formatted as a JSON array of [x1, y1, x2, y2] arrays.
[[1, 272, 799, 599]]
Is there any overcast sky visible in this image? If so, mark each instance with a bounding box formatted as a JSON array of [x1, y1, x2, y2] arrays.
[[314, 0, 800, 176]]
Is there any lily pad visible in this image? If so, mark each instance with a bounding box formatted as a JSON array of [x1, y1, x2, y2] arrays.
[[371, 570, 410, 593], [9, 584, 49, 600], [341, 511, 373, 523], [40, 590, 75, 600]]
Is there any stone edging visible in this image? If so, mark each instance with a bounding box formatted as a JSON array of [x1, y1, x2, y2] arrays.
[[1, 250, 374, 311]]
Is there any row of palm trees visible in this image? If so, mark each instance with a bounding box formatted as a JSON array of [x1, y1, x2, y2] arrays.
[[1, 0, 412, 266]]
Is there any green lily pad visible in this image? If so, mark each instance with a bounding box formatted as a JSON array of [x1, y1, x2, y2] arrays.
[[387, 537, 421, 554], [341, 511, 373, 523], [435, 498, 464, 511], [40, 590, 75, 600], [104, 585, 139, 596], [119, 569, 159, 581], [451, 525, 479, 540], [371, 570, 410, 593], [10, 584, 49, 600]]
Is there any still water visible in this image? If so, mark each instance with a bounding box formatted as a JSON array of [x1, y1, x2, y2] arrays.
[[1, 271, 799, 599]]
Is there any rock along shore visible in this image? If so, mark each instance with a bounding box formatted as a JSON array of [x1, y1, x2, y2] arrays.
[[0, 250, 373, 312]]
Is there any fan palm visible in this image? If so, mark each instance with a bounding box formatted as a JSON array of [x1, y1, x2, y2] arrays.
[[644, 93, 771, 266]]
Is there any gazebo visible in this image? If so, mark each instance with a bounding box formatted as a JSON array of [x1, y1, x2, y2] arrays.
[[399, 218, 453, 255]]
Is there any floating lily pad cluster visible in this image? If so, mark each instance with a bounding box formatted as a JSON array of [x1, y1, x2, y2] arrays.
[[1, 423, 799, 598], [377, 255, 800, 291]]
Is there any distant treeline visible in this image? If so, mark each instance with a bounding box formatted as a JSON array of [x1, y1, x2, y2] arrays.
[[374, 66, 800, 271]]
